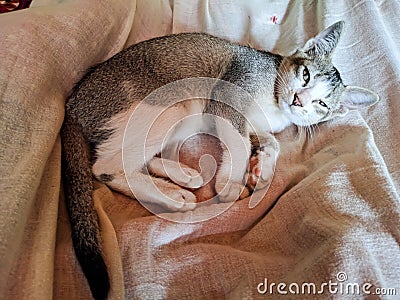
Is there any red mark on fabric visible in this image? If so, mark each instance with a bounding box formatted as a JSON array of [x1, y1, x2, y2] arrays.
[[270, 15, 280, 25]]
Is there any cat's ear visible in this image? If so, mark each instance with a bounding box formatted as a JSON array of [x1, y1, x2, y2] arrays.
[[336, 86, 379, 116], [301, 21, 344, 58]]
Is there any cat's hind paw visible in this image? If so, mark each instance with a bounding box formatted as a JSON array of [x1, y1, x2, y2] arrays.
[[162, 188, 197, 212], [175, 166, 203, 189], [215, 177, 246, 203], [147, 157, 203, 189]]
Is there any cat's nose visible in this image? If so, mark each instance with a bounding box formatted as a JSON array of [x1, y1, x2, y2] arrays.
[[293, 90, 312, 107], [292, 93, 302, 107]]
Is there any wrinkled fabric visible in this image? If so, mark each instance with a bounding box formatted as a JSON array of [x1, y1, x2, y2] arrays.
[[1, 0, 399, 299]]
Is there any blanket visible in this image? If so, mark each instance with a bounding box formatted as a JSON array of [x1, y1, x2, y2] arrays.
[[1, 0, 399, 299]]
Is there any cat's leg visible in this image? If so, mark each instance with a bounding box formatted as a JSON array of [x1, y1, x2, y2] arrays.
[[206, 78, 256, 203], [102, 169, 197, 212], [247, 132, 279, 191], [93, 154, 198, 212], [213, 116, 251, 203], [147, 156, 203, 189]]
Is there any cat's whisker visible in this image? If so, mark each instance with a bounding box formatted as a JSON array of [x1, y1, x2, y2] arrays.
[[274, 80, 284, 90], [280, 63, 292, 85], [308, 120, 314, 141], [301, 116, 313, 141], [275, 82, 289, 99], [275, 77, 288, 92], [314, 123, 321, 137], [309, 120, 317, 142], [296, 125, 304, 142], [310, 126, 314, 141], [276, 71, 288, 83], [311, 124, 318, 141], [303, 126, 308, 142], [280, 63, 291, 82], [276, 71, 289, 87], [304, 125, 309, 140], [309, 117, 320, 141], [276, 65, 290, 87]]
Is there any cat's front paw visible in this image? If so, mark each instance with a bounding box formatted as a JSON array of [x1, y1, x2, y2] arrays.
[[174, 166, 203, 189], [247, 149, 276, 191]]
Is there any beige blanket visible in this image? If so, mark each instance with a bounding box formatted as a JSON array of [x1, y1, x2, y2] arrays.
[[1, 0, 399, 299]]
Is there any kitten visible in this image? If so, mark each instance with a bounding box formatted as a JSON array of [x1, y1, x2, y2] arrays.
[[61, 21, 378, 299]]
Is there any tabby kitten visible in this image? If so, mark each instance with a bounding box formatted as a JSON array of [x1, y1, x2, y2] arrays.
[[61, 21, 378, 299]]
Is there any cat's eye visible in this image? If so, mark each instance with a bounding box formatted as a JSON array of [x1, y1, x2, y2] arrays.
[[313, 99, 328, 108], [302, 66, 310, 85], [319, 100, 328, 108]]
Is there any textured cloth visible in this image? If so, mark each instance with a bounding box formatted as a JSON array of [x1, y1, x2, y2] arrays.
[[0, 1, 135, 298], [1, 0, 399, 299]]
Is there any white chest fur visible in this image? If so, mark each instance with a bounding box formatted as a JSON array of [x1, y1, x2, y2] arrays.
[[246, 95, 292, 134]]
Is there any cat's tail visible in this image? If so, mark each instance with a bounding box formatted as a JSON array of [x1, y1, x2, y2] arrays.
[[61, 118, 110, 300]]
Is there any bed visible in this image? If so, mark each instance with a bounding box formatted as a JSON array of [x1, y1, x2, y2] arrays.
[[1, 0, 399, 299]]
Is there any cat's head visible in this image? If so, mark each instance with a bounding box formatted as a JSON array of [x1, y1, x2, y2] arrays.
[[276, 21, 379, 127]]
